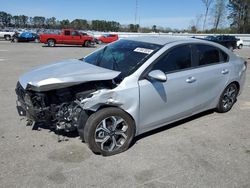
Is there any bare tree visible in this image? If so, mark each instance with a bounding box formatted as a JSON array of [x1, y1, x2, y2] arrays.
[[202, 0, 213, 31], [212, 0, 226, 30], [189, 14, 203, 32]]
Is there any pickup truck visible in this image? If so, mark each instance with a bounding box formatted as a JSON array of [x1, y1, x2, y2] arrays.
[[0, 29, 15, 40], [204, 35, 237, 51], [39, 29, 94, 47]]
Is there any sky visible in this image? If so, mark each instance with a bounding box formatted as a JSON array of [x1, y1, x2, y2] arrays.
[[1, 0, 207, 29]]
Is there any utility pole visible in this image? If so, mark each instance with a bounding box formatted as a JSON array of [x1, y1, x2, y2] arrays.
[[135, 0, 138, 25]]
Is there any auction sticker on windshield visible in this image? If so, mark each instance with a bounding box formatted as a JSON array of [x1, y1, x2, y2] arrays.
[[134, 47, 154, 54]]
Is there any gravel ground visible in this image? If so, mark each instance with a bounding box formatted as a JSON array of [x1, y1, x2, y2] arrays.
[[0, 41, 249, 188]]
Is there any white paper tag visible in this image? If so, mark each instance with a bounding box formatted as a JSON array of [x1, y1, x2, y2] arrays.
[[134, 47, 154, 54]]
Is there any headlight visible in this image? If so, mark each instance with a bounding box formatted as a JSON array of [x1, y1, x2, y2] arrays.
[[24, 93, 33, 106]]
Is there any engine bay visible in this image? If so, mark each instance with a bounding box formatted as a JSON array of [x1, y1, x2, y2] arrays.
[[15, 80, 115, 132]]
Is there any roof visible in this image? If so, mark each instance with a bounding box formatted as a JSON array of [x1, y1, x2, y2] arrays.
[[125, 36, 203, 45]]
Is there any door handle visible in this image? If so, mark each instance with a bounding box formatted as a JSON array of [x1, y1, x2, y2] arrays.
[[186, 76, 196, 83], [221, 69, 229, 75]]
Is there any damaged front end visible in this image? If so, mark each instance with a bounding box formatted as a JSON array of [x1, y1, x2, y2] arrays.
[[15, 79, 117, 132], [15, 59, 123, 133]]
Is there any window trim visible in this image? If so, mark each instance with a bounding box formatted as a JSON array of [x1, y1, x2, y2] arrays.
[[139, 43, 230, 81], [192, 43, 229, 68]]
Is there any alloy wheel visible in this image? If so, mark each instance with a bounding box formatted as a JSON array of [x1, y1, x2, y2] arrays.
[[222, 85, 237, 110], [95, 116, 128, 152]]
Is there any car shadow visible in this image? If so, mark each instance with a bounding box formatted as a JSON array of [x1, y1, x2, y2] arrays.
[[130, 109, 215, 147], [31, 121, 79, 138], [30, 109, 215, 145]]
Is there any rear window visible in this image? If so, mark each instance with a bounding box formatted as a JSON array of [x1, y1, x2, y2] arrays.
[[196, 44, 220, 66], [64, 30, 70, 36]]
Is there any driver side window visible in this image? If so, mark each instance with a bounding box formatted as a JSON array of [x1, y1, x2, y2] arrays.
[[152, 45, 192, 73]]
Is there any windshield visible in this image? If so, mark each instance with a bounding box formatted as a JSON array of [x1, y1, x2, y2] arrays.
[[84, 39, 162, 78]]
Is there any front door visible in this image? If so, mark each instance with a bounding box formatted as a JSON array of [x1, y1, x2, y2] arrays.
[[138, 45, 196, 132]]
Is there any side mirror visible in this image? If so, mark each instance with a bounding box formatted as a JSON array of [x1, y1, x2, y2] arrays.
[[148, 70, 167, 82]]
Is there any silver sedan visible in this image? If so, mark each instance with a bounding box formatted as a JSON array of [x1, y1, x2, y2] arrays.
[[16, 37, 247, 156]]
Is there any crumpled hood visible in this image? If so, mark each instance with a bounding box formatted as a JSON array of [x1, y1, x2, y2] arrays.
[[19, 59, 121, 92]]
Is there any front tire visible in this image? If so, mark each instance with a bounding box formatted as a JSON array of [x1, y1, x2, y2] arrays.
[[47, 39, 55, 47], [84, 107, 135, 156], [238, 44, 243, 49], [216, 83, 238, 113], [4, 35, 11, 40]]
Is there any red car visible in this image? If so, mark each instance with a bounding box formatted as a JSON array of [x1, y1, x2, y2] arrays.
[[40, 29, 94, 47], [96, 34, 118, 44]]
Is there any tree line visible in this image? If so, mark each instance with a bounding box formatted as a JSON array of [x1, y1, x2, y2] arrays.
[[0, 0, 249, 33], [190, 0, 250, 33], [0, 11, 157, 33]]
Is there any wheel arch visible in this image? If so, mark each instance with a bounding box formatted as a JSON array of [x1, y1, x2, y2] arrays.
[[47, 38, 56, 43], [96, 104, 137, 131], [230, 81, 240, 91]]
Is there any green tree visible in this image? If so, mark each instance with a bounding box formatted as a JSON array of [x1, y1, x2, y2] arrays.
[[45, 17, 57, 29], [60, 19, 70, 29], [71, 19, 88, 30], [152, 25, 157, 32], [33, 16, 45, 27], [228, 0, 250, 33], [0, 11, 12, 27], [128, 24, 139, 32], [19, 15, 28, 27], [12, 15, 20, 27]]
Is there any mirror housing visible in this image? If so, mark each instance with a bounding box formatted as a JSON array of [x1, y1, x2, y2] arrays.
[[148, 70, 167, 82]]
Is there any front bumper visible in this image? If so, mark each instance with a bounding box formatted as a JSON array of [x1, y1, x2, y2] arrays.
[[16, 100, 38, 120]]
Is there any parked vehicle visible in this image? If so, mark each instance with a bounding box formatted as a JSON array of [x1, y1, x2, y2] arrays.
[[237, 38, 243, 49], [39, 29, 94, 47], [15, 37, 246, 156], [12, 32, 39, 43], [0, 29, 15, 40], [96, 34, 118, 44], [204, 35, 237, 51]]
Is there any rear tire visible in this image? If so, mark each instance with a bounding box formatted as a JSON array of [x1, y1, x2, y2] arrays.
[[228, 45, 233, 51], [4, 35, 11, 40], [47, 39, 55, 47], [83, 40, 90, 47], [84, 107, 135, 156], [216, 83, 238, 113]]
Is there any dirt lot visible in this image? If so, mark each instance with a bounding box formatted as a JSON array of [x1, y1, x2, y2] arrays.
[[0, 41, 249, 188]]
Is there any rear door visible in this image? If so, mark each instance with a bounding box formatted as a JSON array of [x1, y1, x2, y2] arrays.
[[191, 44, 230, 111], [71, 31, 82, 45], [62, 30, 72, 44]]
